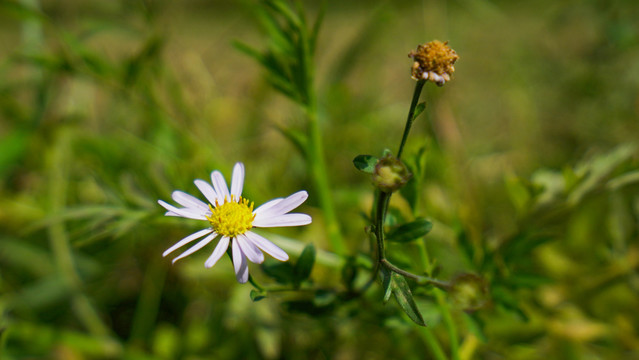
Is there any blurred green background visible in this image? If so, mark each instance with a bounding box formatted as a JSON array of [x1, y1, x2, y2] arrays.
[[1, 0, 639, 359]]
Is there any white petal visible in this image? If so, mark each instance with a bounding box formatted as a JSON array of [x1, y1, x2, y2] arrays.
[[171, 232, 217, 264], [253, 213, 312, 228], [205, 236, 230, 268], [194, 179, 218, 205], [232, 239, 249, 283], [211, 170, 230, 202], [230, 162, 245, 199], [158, 200, 207, 220], [254, 191, 308, 220], [172, 191, 209, 212], [253, 197, 283, 215], [163, 228, 214, 257], [244, 231, 289, 261], [237, 233, 264, 264]]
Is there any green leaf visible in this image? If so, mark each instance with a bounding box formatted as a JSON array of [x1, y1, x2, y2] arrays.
[[391, 273, 426, 326], [607, 170, 639, 190], [261, 259, 294, 284], [275, 124, 308, 157], [386, 218, 433, 243], [381, 267, 392, 303], [250, 289, 267, 302], [265, 0, 302, 30], [411, 102, 426, 121], [353, 154, 378, 174], [293, 244, 316, 285]]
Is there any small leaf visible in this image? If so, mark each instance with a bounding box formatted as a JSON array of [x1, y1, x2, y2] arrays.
[[386, 218, 433, 243], [411, 102, 426, 121], [353, 155, 378, 174], [293, 244, 315, 285], [261, 259, 294, 284], [391, 273, 426, 326], [250, 290, 267, 302], [381, 267, 392, 303], [275, 124, 308, 157]]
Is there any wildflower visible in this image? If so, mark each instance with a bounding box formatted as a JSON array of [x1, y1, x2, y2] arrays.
[[158, 162, 312, 283], [408, 40, 459, 86]]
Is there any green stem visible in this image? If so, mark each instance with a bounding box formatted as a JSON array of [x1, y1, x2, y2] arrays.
[[360, 80, 431, 292], [436, 288, 460, 360], [397, 80, 426, 159], [48, 130, 109, 337], [305, 100, 346, 256], [381, 259, 450, 290], [420, 327, 450, 360], [294, 6, 346, 256], [415, 231, 459, 360], [248, 274, 265, 292]]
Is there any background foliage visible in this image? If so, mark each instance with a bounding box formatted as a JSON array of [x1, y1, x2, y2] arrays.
[[1, 0, 639, 359]]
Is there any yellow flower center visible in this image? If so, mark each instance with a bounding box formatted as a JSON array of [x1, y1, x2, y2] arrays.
[[206, 196, 255, 237]]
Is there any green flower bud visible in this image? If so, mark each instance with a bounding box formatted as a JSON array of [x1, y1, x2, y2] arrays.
[[372, 155, 412, 193]]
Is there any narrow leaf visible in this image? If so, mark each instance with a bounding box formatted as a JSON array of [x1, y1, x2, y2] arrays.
[[275, 124, 308, 157], [261, 259, 294, 284], [381, 267, 392, 303], [391, 273, 426, 326], [386, 218, 433, 243], [411, 102, 426, 121], [250, 290, 267, 302], [294, 244, 316, 285], [353, 155, 378, 174]]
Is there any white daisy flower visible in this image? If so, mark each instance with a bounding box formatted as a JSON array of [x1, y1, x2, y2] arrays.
[[158, 162, 312, 283]]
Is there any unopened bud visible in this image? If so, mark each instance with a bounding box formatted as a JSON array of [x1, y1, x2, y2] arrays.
[[372, 155, 412, 193]]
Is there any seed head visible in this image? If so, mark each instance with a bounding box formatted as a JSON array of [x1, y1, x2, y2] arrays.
[[408, 40, 459, 86]]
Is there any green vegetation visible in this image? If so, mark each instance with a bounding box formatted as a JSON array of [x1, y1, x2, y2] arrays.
[[1, 0, 639, 359]]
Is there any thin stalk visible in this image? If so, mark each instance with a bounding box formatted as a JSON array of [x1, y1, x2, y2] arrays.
[[415, 234, 460, 360], [420, 328, 450, 360], [249, 274, 265, 292], [48, 130, 109, 337], [436, 288, 460, 360], [296, 7, 346, 256], [129, 258, 166, 343], [380, 259, 450, 290], [397, 80, 426, 159]]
